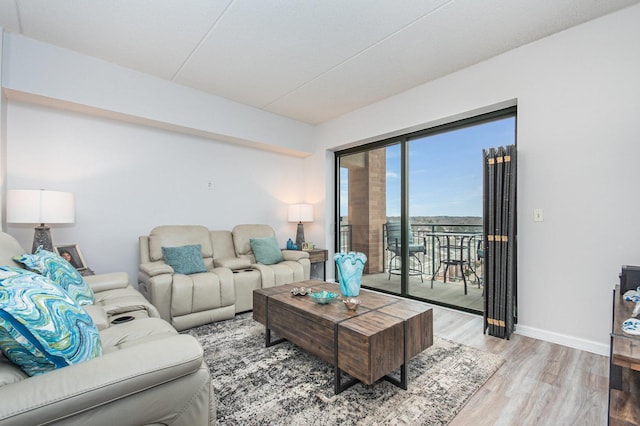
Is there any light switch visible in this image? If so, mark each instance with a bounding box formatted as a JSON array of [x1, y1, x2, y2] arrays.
[[534, 208, 544, 222]]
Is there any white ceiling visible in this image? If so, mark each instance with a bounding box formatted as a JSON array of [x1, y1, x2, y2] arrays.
[[1, 0, 638, 124]]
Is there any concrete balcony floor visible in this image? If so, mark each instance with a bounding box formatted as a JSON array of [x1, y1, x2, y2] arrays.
[[361, 272, 483, 313]]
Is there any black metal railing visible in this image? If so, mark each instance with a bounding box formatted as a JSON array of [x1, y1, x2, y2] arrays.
[[338, 222, 483, 282]]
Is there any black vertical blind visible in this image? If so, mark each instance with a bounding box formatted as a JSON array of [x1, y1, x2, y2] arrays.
[[483, 145, 517, 339]]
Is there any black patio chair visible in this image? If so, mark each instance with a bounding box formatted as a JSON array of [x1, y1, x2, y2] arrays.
[[384, 222, 426, 282]]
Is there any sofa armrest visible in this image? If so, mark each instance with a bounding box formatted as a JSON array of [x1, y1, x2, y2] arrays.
[[82, 305, 110, 331], [84, 272, 130, 293], [214, 257, 252, 270], [282, 250, 310, 262], [137, 271, 173, 323], [139, 261, 174, 277], [0, 335, 204, 425]]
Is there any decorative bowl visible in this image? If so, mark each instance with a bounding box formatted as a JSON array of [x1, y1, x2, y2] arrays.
[[343, 298, 361, 311], [290, 287, 312, 296], [310, 290, 338, 304]]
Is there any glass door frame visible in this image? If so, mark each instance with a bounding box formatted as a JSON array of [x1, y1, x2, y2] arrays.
[[334, 106, 516, 310]]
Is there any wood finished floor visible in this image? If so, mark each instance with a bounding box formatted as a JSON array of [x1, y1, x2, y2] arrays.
[[432, 305, 609, 426]]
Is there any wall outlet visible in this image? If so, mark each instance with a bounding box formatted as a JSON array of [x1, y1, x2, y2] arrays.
[[207, 180, 213, 190]]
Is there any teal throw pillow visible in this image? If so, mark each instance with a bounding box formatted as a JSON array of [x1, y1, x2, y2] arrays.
[[162, 244, 207, 275], [0, 266, 102, 376], [250, 236, 284, 265], [14, 247, 94, 306]]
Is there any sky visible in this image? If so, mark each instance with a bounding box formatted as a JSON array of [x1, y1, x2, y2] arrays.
[[340, 116, 515, 217]]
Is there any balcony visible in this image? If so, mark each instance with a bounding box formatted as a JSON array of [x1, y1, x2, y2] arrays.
[[338, 222, 484, 313]]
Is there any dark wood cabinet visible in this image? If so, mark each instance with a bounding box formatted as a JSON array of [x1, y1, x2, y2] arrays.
[[609, 285, 640, 425]]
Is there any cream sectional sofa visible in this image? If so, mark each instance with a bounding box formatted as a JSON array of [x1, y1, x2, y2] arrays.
[[138, 224, 310, 331], [0, 232, 215, 425]]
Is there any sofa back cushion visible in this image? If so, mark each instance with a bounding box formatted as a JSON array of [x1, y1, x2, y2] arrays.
[[232, 224, 276, 263], [148, 226, 213, 267], [209, 230, 252, 270], [209, 231, 237, 260]]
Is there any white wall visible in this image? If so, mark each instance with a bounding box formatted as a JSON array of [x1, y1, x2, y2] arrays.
[[1, 31, 315, 288], [314, 4, 640, 354], [5, 101, 307, 287]]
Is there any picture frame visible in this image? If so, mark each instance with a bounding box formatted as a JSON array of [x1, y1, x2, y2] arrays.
[[302, 242, 314, 251], [54, 244, 88, 270]]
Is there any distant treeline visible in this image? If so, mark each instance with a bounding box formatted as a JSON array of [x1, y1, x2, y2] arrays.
[[390, 216, 482, 226], [340, 216, 482, 232]]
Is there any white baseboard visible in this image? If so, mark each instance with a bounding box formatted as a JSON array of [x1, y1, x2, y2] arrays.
[[514, 324, 609, 357]]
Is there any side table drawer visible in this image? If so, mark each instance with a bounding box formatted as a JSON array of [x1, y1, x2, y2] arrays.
[[307, 249, 328, 264]]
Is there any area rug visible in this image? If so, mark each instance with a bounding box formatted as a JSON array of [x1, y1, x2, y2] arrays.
[[187, 313, 503, 425]]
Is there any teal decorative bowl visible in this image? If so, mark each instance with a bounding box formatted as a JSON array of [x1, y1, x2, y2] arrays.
[[310, 290, 338, 304]]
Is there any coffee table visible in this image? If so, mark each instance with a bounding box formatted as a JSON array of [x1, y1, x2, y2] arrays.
[[253, 280, 433, 394]]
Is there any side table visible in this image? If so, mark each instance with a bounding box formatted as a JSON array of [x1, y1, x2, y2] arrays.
[[305, 248, 328, 280], [609, 284, 640, 425], [79, 268, 95, 277]]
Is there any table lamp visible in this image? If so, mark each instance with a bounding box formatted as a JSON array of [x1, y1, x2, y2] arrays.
[[7, 189, 75, 253], [288, 203, 313, 249]]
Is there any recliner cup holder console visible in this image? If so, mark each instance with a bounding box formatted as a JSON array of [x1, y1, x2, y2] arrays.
[[111, 315, 135, 324]]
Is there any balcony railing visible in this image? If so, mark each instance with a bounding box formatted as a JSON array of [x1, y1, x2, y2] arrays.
[[339, 223, 483, 282]]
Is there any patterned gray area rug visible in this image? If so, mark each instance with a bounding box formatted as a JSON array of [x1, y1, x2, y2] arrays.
[[187, 313, 503, 426]]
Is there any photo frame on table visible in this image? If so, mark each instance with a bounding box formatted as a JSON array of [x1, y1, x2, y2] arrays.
[[302, 242, 314, 251], [54, 244, 87, 270]]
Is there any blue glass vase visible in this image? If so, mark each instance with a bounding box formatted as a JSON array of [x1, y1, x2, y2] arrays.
[[334, 252, 367, 297]]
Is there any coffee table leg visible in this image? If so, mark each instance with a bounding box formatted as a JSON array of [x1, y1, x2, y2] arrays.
[[383, 320, 408, 390], [383, 363, 407, 390], [265, 327, 286, 347], [334, 368, 358, 394]]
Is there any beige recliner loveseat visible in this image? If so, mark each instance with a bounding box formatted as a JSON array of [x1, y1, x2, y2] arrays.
[[0, 231, 215, 425], [138, 224, 310, 331]]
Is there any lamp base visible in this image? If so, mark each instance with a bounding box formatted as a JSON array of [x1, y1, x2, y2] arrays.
[[295, 223, 305, 250], [32, 224, 53, 253]]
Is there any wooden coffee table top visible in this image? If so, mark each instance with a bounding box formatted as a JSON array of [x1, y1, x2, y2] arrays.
[[253, 280, 434, 391]]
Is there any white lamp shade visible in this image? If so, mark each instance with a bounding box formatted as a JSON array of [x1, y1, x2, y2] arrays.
[[7, 190, 75, 224], [288, 204, 313, 223]]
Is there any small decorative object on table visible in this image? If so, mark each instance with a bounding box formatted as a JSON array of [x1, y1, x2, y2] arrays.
[[310, 290, 338, 304], [622, 318, 640, 335], [54, 244, 88, 271], [334, 251, 367, 297], [290, 287, 312, 296], [286, 238, 295, 250], [623, 287, 640, 302], [343, 297, 361, 311]]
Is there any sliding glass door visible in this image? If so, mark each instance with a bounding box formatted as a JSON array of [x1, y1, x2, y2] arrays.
[[336, 108, 516, 314]]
